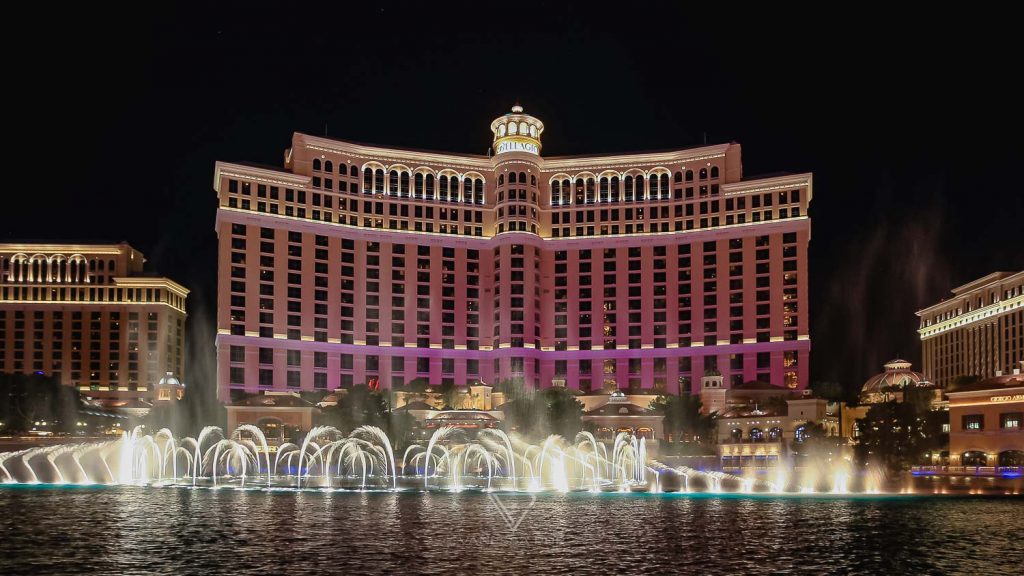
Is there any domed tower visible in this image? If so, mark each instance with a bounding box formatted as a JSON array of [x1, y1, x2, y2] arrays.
[[490, 105, 544, 236], [488, 106, 545, 384]]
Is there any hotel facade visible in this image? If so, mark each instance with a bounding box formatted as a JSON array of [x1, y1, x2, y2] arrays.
[[214, 106, 811, 399], [917, 271, 1024, 388], [0, 243, 188, 401]]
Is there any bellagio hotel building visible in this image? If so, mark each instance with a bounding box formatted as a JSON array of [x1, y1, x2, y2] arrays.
[[214, 106, 811, 399], [0, 243, 188, 400]]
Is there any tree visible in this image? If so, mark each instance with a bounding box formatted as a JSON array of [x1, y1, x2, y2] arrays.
[[809, 380, 847, 403], [855, 386, 947, 475], [500, 385, 585, 440], [319, 385, 389, 434], [0, 373, 80, 433], [649, 393, 716, 445], [435, 381, 459, 410]]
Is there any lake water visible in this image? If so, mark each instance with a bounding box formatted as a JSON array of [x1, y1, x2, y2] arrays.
[[1, 486, 1022, 575]]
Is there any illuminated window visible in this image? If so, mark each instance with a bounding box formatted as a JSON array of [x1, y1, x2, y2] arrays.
[[1001, 412, 1022, 429], [962, 414, 984, 430]]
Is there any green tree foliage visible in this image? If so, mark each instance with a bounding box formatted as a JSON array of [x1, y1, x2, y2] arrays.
[[436, 381, 459, 410], [809, 380, 847, 402], [0, 373, 80, 433], [648, 393, 716, 445], [318, 385, 416, 448], [854, 386, 947, 475], [500, 385, 585, 440]]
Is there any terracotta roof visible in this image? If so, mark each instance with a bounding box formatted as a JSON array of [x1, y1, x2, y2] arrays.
[[230, 394, 316, 408], [719, 404, 787, 418], [395, 401, 436, 411], [585, 403, 651, 416], [949, 374, 1024, 393]]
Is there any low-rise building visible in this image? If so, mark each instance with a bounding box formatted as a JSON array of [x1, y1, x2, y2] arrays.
[[580, 390, 664, 441], [946, 367, 1024, 468]]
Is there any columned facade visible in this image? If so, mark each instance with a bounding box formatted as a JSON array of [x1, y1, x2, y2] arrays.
[[0, 243, 188, 400], [918, 271, 1024, 388], [214, 106, 813, 399]]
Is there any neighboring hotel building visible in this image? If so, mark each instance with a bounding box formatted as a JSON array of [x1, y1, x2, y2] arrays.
[[0, 243, 188, 401], [946, 369, 1024, 467], [214, 106, 811, 400], [917, 271, 1024, 388]]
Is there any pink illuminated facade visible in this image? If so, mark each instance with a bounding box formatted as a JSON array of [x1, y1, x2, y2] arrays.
[[214, 106, 811, 399]]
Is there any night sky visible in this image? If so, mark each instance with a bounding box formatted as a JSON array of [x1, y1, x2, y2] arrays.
[[7, 3, 1022, 396]]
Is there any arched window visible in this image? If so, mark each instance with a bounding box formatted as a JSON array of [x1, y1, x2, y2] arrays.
[[338, 162, 347, 175], [699, 168, 708, 180], [599, 177, 609, 202], [518, 172, 527, 184], [530, 175, 536, 186], [624, 175, 634, 202], [474, 178, 484, 203], [660, 174, 669, 199], [768, 427, 782, 441], [962, 451, 988, 466], [674, 171, 683, 183], [635, 176, 645, 200], [685, 170, 693, 182], [324, 160, 333, 172], [575, 179, 585, 204], [730, 428, 742, 442], [498, 124, 506, 136], [462, 178, 472, 203], [498, 174, 504, 186], [425, 174, 435, 199], [400, 172, 410, 196], [363, 168, 373, 192], [509, 122, 518, 134], [749, 428, 763, 442], [610, 176, 620, 202], [649, 175, 658, 199], [439, 175, 448, 201], [585, 179, 595, 203], [313, 159, 322, 171], [529, 125, 537, 138], [414, 173, 424, 198], [389, 170, 399, 195], [350, 165, 358, 177], [794, 425, 807, 442], [551, 180, 561, 205], [519, 121, 528, 135], [374, 169, 385, 194], [450, 176, 460, 201], [710, 166, 719, 179]]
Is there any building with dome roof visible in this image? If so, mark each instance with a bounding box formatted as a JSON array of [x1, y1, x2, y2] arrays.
[[859, 358, 939, 406], [214, 104, 812, 401]]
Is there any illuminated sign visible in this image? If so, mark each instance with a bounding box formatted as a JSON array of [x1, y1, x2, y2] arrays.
[[990, 394, 1024, 403], [496, 140, 539, 155]]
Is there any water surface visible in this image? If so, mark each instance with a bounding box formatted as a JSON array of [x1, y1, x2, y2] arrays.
[[1, 486, 1021, 575]]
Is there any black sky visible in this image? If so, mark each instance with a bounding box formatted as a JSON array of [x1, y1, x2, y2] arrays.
[[6, 3, 1022, 396]]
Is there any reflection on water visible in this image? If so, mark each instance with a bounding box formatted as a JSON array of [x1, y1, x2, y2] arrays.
[[1, 487, 1022, 575]]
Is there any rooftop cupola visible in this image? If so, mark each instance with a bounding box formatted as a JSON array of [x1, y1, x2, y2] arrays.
[[490, 104, 544, 156]]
